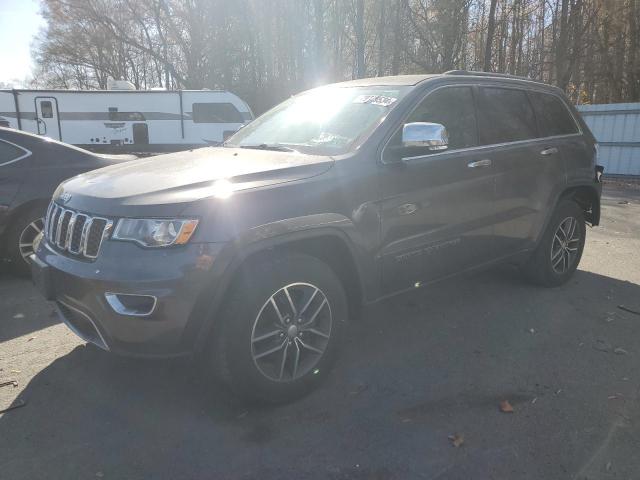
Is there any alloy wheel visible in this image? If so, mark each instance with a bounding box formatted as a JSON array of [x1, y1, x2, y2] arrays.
[[251, 282, 332, 382], [550, 216, 581, 274], [18, 218, 44, 263]]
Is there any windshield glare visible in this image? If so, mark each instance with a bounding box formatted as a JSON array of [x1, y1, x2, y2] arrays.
[[226, 86, 409, 155]]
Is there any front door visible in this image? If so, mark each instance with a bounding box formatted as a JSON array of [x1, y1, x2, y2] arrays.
[[35, 97, 61, 141], [379, 85, 498, 294]]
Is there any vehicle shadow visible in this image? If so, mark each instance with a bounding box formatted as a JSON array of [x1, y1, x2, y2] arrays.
[[0, 272, 60, 342], [2, 266, 640, 480]]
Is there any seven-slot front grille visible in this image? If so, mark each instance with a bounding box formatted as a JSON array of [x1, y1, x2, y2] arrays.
[[44, 202, 113, 259]]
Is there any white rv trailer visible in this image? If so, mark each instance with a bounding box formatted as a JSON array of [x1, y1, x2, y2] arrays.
[[0, 88, 253, 153]]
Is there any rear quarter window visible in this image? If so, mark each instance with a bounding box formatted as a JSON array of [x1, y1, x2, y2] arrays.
[[477, 87, 538, 145], [0, 140, 28, 166], [529, 92, 579, 137]]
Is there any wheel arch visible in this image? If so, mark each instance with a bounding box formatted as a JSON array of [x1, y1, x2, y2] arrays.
[[189, 225, 371, 354], [559, 184, 601, 226]]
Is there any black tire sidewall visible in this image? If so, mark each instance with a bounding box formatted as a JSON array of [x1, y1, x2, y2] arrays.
[[217, 252, 347, 403], [529, 199, 586, 286], [6, 206, 45, 276]]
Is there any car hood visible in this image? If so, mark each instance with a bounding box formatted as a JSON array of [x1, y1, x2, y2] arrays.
[[55, 147, 334, 217]]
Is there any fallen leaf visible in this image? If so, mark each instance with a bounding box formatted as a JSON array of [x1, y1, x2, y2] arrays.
[[499, 400, 514, 413], [448, 433, 464, 447], [613, 347, 629, 355], [27, 336, 36, 342]]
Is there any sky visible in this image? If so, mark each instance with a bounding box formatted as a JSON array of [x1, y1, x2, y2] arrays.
[[0, 0, 46, 86]]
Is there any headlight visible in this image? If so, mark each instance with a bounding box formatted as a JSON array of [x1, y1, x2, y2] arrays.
[[112, 218, 199, 247]]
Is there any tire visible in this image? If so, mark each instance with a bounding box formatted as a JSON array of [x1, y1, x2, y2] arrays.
[[208, 251, 347, 403], [5, 205, 46, 277], [521, 199, 586, 287]]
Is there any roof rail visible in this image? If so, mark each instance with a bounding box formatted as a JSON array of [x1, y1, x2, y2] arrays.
[[443, 70, 533, 82]]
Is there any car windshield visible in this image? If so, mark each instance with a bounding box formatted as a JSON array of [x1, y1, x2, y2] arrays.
[[225, 85, 410, 155]]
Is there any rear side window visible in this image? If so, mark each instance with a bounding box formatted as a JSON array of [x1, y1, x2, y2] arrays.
[[529, 92, 579, 137], [477, 87, 537, 144], [406, 86, 478, 150], [0, 140, 27, 166], [192, 103, 243, 123]]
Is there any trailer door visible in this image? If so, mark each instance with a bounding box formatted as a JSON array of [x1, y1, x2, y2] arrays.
[[35, 97, 61, 141]]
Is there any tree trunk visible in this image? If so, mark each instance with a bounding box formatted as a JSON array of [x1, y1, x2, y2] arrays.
[[483, 0, 498, 71]]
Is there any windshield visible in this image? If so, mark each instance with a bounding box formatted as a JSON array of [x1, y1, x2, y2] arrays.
[[225, 85, 410, 155]]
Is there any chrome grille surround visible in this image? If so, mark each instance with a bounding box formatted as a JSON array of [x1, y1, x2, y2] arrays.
[[44, 202, 113, 260]]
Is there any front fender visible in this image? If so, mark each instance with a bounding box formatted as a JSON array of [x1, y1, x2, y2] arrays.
[[183, 214, 377, 354]]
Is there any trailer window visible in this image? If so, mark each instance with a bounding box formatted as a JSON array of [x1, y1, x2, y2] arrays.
[[41, 101, 53, 118], [192, 103, 243, 123], [108, 110, 145, 121]]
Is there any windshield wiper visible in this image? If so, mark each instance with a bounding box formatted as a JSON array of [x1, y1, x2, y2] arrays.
[[238, 143, 297, 152]]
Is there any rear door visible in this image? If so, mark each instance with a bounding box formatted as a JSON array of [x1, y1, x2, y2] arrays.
[[379, 85, 498, 293], [478, 86, 566, 255], [35, 97, 61, 140]]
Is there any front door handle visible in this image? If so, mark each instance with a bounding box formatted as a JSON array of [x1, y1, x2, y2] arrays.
[[467, 159, 492, 168], [540, 147, 558, 156]]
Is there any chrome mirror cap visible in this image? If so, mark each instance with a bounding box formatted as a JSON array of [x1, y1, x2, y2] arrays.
[[402, 122, 449, 150]]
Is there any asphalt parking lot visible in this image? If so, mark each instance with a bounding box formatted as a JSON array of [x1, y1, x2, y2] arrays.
[[1, 183, 640, 480]]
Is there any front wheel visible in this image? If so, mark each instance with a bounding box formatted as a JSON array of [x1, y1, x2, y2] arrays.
[[521, 199, 586, 287], [208, 252, 347, 403]]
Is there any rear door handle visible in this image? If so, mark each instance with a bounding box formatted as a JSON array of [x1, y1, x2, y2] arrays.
[[540, 147, 558, 156], [467, 159, 492, 168]]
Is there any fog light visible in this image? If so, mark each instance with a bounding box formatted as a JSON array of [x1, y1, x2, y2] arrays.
[[105, 293, 157, 316]]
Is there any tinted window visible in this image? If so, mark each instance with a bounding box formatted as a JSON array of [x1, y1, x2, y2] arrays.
[[112, 112, 145, 121], [477, 88, 537, 144], [405, 86, 478, 150], [192, 103, 243, 123], [41, 101, 53, 118], [0, 140, 26, 166], [529, 92, 579, 136]]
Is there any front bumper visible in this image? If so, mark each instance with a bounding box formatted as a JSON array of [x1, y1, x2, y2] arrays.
[[31, 237, 226, 357]]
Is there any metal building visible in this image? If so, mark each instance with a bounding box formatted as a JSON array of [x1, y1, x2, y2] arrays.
[[577, 103, 640, 176]]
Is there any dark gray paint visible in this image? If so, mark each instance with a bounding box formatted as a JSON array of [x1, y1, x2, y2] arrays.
[[32, 73, 602, 357], [0, 127, 131, 246]]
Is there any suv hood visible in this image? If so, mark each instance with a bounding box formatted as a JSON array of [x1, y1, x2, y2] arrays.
[[56, 147, 334, 217]]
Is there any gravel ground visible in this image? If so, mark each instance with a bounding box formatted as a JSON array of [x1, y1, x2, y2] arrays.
[[1, 183, 640, 480]]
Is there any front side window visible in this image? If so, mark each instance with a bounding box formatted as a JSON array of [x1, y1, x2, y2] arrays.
[[405, 86, 478, 150], [529, 92, 579, 137], [225, 86, 410, 155], [192, 103, 243, 124], [477, 87, 537, 144], [0, 140, 27, 166]]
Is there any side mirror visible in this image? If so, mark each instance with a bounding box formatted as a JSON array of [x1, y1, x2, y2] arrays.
[[402, 122, 448, 151]]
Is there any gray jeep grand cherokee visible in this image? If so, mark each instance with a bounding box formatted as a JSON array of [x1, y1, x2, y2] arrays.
[[31, 71, 602, 402]]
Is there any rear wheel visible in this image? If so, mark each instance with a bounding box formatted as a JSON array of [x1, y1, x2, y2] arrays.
[[5, 205, 46, 276], [208, 252, 347, 403], [521, 199, 586, 287]]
